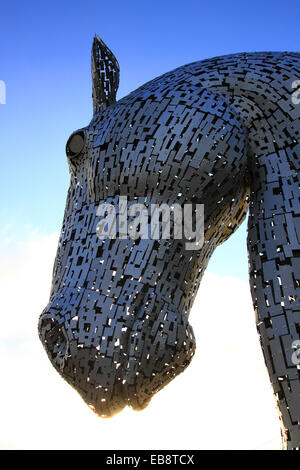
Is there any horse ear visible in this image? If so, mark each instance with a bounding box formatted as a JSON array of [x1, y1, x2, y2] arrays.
[[91, 35, 120, 115]]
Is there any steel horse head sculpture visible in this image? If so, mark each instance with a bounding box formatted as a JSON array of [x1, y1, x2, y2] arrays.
[[39, 36, 300, 449]]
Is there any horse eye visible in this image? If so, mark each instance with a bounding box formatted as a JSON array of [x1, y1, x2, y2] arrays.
[[66, 130, 86, 158]]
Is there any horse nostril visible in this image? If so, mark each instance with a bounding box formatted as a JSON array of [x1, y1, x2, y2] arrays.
[[38, 316, 69, 372]]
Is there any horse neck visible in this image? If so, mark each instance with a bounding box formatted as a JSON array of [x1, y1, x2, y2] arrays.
[[187, 51, 300, 156]]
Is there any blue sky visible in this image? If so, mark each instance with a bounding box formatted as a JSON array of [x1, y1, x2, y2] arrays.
[[1, 0, 300, 279]]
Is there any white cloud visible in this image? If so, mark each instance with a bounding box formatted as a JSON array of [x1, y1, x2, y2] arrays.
[[0, 228, 282, 449]]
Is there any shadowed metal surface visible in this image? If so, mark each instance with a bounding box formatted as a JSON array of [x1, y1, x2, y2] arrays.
[[38, 36, 300, 449]]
